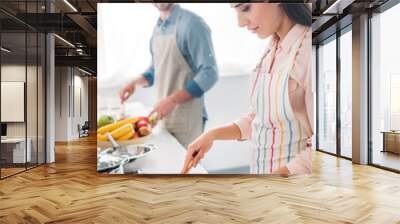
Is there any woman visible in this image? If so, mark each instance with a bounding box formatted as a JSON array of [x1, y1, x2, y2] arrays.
[[182, 3, 313, 175]]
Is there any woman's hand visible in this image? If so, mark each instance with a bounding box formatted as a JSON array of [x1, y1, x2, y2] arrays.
[[181, 123, 242, 174], [181, 131, 216, 174]]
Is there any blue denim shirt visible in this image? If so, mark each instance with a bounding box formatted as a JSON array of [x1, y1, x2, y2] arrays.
[[142, 5, 218, 119]]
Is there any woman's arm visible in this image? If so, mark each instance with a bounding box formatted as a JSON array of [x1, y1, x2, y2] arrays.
[[181, 111, 255, 174], [233, 112, 256, 140], [209, 123, 242, 140], [181, 123, 242, 174]]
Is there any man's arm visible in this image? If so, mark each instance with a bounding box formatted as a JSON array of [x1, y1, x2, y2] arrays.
[[181, 16, 219, 99], [141, 65, 154, 87], [162, 16, 219, 106], [152, 16, 219, 117], [142, 35, 155, 87]]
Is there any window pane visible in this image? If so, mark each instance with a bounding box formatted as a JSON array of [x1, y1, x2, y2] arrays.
[[318, 37, 337, 154], [340, 29, 352, 158], [1, 31, 28, 177], [371, 3, 400, 171], [27, 31, 38, 169]]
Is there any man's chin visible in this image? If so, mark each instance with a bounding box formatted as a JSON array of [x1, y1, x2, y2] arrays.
[[154, 3, 174, 11]]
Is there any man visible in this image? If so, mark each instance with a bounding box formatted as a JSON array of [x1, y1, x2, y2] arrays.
[[119, 3, 218, 147]]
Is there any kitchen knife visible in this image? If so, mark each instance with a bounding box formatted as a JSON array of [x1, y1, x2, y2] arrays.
[[182, 150, 199, 174]]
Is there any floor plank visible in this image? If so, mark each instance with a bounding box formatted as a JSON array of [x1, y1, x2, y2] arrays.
[[0, 136, 399, 223]]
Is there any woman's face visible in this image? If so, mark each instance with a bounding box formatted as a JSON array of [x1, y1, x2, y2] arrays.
[[235, 3, 284, 39]]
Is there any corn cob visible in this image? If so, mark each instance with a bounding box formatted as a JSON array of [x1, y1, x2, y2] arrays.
[[97, 133, 108, 142], [97, 117, 139, 135], [110, 123, 133, 140], [97, 124, 134, 142], [117, 130, 134, 141]]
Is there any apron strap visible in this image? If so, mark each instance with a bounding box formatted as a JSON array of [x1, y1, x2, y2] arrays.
[[250, 48, 270, 98], [284, 28, 309, 77], [250, 27, 309, 98]]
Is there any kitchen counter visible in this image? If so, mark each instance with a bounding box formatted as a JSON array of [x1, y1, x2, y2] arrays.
[[123, 126, 207, 174], [97, 102, 208, 174]]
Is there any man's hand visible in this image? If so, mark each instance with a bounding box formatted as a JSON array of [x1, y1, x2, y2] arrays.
[[119, 81, 136, 104], [151, 89, 192, 120], [152, 96, 177, 119]]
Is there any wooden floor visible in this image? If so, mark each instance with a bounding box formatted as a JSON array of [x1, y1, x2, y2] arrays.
[[0, 136, 400, 223], [1, 163, 44, 178], [1, 167, 26, 178], [373, 150, 400, 171]]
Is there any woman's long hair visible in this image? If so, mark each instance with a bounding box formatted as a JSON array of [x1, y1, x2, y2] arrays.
[[280, 3, 312, 27]]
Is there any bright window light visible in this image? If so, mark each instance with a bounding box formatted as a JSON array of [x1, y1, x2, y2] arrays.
[[98, 3, 267, 88]]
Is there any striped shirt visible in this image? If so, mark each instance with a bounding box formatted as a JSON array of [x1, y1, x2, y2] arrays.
[[235, 24, 313, 174]]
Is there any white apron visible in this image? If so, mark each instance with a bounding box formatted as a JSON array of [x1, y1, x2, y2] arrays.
[[250, 30, 308, 174], [152, 12, 204, 148]]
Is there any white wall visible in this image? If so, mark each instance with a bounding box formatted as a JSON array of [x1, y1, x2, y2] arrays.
[[202, 75, 252, 172], [55, 67, 68, 141], [55, 67, 89, 141], [71, 73, 89, 138]]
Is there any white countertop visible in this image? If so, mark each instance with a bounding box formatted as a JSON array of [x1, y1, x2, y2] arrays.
[[122, 126, 207, 174], [1, 138, 29, 143], [98, 102, 208, 174]]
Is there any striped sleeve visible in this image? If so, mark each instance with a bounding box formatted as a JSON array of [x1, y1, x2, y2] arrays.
[[233, 112, 255, 141]]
